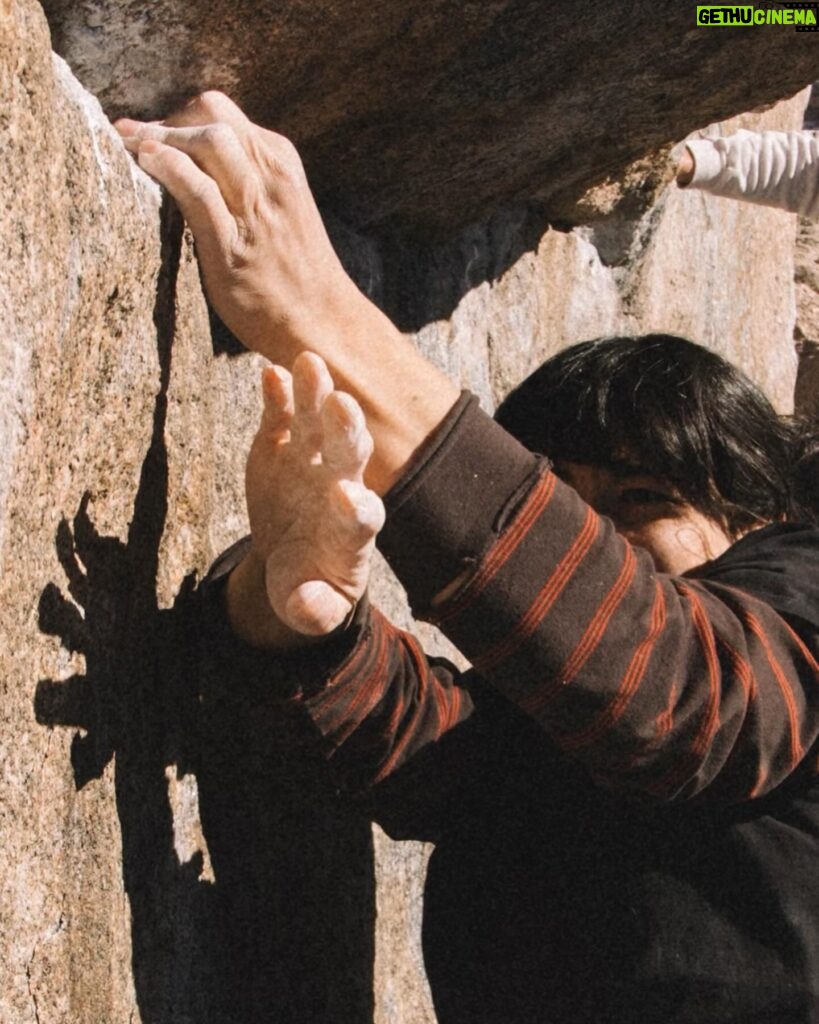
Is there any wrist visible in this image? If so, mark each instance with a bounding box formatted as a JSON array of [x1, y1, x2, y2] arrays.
[[681, 139, 724, 187], [246, 276, 461, 495], [676, 146, 695, 186], [226, 550, 324, 650], [250, 271, 370, 365]]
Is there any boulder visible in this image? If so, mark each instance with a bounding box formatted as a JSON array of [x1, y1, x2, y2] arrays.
[[1, 2, 814, 1022], [41, 0, 819, 233]]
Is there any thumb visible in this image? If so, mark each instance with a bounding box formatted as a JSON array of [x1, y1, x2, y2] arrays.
[[281, 580, 353, 636]]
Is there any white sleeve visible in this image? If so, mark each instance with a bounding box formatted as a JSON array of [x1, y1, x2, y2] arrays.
[[683, 129, 819, 220]]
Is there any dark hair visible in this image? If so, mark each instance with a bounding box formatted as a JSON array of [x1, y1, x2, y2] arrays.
[[495, 334, 815, 533], [792, 421, 819, 522]]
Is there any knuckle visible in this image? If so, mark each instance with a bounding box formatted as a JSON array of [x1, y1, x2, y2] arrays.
[[274, 134, 301, 167], [197, 90, 236, 118], [367, 493, 386, 530], [360, 430, 374, 461], [199, 122, 235, 149], [258, 133, 305, 185]]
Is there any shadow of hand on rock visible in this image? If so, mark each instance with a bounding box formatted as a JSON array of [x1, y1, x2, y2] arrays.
[[32, 199, 375, 1023], [35, 492, 165, 786], [35, 486, 215, 1017]]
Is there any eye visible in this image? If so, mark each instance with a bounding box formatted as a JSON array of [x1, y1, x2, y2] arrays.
[[620, 487, 679, 506]]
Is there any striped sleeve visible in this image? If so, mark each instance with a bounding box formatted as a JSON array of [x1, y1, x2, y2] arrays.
[[198, 548, 475, 794], [300, 610, 474, 791], [379, 395, 819, 801]]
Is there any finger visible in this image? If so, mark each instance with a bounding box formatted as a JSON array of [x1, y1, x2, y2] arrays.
[[115, 117, 162, 135], [291, 352, 334, 451], [135, 140, 237, 256], [320, 391, 373, 479], [283, 580, 352, 636], [260, 366, 294, 441], [330, 480, 386, 543], [120, 122, 257, 215], [162, 91, 254, 135]]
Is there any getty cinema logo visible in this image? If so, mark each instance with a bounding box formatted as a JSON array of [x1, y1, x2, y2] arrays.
[[697, 3, 819, 28]]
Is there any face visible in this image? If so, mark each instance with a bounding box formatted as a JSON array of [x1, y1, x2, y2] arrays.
[[556, 461, 735, 575]]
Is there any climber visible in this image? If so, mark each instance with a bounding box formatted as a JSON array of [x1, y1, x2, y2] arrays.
[[117, 94, 819, 1023]]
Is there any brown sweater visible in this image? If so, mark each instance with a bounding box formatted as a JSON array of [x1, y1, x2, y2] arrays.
[[294, 394, 819, 803], [206, 394, 819, 1023]]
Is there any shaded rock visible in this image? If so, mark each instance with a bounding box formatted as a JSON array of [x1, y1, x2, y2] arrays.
[[795, 219, 819, 420], [41, 0, 819, 234]]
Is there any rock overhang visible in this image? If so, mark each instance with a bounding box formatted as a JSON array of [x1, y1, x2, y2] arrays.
[[40, 0, 819, 235]]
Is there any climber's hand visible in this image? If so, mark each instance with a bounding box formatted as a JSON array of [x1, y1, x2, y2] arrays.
[[116, 91, 461, 498], [115, 92, 363, 363], [228, 351, 384, 643]]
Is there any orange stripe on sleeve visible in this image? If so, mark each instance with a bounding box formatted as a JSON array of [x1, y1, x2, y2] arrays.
[[639, 585, 721, 799], [373, 632, 455, 783], [560, 578, 666, 750], [716, 637, 757, 704], [435, 471, 556, 626], [745, 609, 805, 769], [474, 505, 600, 674], [654, 681, 679, 744], [328, 619, 392, 746], [318, 627, 380, 715], [780, 618, 819, 678], [520, 540, 637, 716], [679, 585, 721, 758], [715, 636, 764, 796]]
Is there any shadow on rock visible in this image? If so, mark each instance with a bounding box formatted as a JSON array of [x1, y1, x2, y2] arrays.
[[34, 197, 375, 1023]]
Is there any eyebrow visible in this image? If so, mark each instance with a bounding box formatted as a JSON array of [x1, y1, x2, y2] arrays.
[[606, 459, 656, 478], [555, 457, 673, 482]]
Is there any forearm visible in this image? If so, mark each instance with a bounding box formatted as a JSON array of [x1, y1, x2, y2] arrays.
[[225, 548, 322, 650], [269, 290, 460, 495], [680, 129, 819, 219], [203, 539, 475, 793]]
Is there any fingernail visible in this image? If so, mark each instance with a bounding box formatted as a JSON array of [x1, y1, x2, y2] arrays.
[[114, 118, 140, 135], [261, 367, 280, 394]]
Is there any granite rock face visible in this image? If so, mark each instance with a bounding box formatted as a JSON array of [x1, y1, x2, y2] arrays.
[[795, 218, 819, 420], [40, 0, 819, 234], [1, 1, 815, 1023], [794, 87, 819, 422]]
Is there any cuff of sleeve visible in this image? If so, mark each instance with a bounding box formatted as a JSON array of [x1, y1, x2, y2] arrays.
[[200, 541, 371, 702], [378, 391, 541, 616], [686, 139, 725, 187]]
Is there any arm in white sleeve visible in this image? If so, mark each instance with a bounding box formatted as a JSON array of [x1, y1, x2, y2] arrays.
[[683, 129, 819, 219]]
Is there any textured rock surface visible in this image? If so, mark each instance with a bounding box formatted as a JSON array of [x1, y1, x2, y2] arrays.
[[2, 4, 374, 1022], [794, 88, 819, 421], [795, 213, 819, 420], [1, 6, 161, 1020], [40, 0, 819, 234], [1, 2, 815, 1023]]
